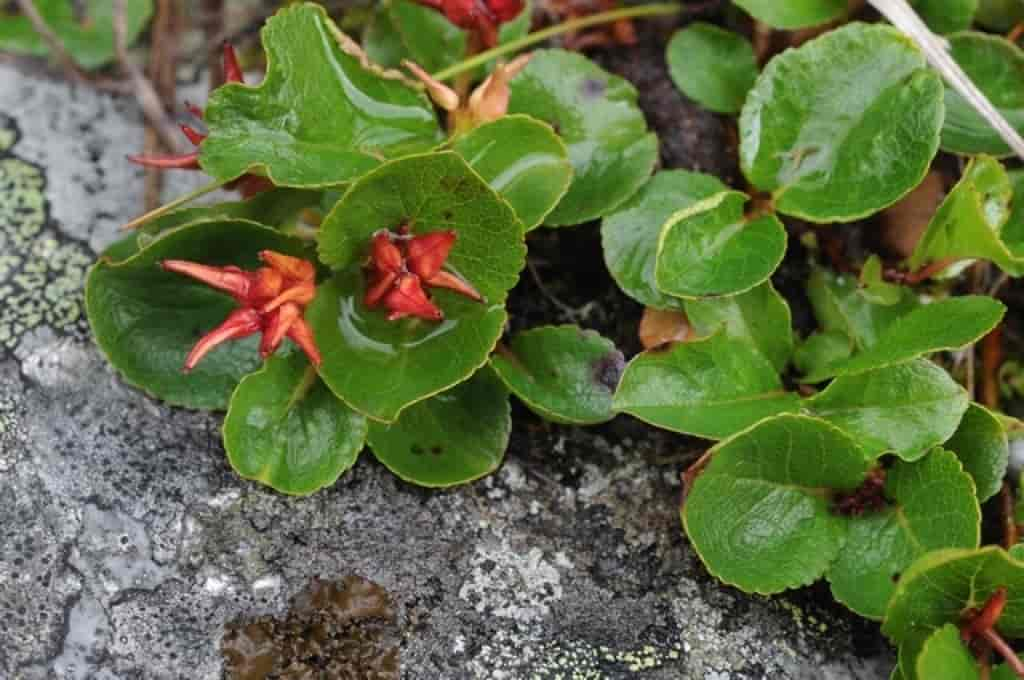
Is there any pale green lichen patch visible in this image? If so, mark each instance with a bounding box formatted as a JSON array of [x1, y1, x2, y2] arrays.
[[0, 123, 92, 353]]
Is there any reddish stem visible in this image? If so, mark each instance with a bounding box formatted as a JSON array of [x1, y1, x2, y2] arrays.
[[964, 588, 1009, 642], [981, 629, 1024, 678]]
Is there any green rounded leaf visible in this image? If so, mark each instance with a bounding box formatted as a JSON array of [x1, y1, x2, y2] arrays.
[[732, 0, 846, 29], [612, 332, 800, 440], [362, 3, 409, 69], [911, 0, 978, 34], [655, 191, 786, 299], [805, 360, 969, 461], [1005, 170, 1024, 259], [827, 449, 981, 619], [803, 296, 1006, 382], [684, 282, 793, 373], [85, 219, 307, 410], [223, 351, 368, 495], [0, 0, 153, 69], [200, 3, 442, 188], [490, 325, 622, 425], [807, 266, 921, 352], [508, 49, 659, 226], [740, 23, 944, 222], [601, 170, 727, 310], [311, 152, 524, 422], [367, 367, 510, 487], [449, 115, 573, 231], [666, 23, 758, 114], [683, 415, 871, 594], [977, 0, 1024, 30], [943, 33, 1024, 157], [883, 546, 1024, 643], [945, 403, 1009, 502], [915, 625, 980, 680], [908, 155, 1021, 275]]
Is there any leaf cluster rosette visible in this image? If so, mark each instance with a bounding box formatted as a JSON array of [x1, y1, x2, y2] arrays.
[[85, 2, 645, 495]]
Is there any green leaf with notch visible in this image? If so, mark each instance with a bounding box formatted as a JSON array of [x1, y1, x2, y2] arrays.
[[915, 625, 980, 680], [601, 170, 727, 310], [507, 49, 659, 226], [200, 3, 442, 188], [0, 0, 153, 69], [827, 449, 980, 619], [449, 115, 573, 231], [803, 296, 1006, 383], [612, 331, 799, 440], [223, 350, 368, 495], [805, 360, 969, 461], [740, 23, 944, 222], [85, 219, 308, 410], [945, 403, 1009, 502], [683, 414, 871, 594], [907, 155, 1022, 276], [490, 325, 623, 425], [684, 282, 793, 373], [655, 191, 787, 299], [732, 0, 846, 29], [367, 366, 510, 486], [310, 151, 525, 423], [943, 32, 1024, 157], [883, 546, 1024, 643], [666, 23, 758, 114]]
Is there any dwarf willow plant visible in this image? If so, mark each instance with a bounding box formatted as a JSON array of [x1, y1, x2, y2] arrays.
[[610, 4, 1024, 677], [79, 0, 1024, 674]]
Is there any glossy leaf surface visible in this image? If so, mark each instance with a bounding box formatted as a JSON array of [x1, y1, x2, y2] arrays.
[[740, 23, 944, 222], [224, 351, 368, 495], [732, 0, 846, 29], [684, 282, 793, 373], [805, 360, 969, 461], [915, 625, 980, 680], [803, 297, 1005, 382], [490, 325, 623, 425], [655, 191, 786, 299], [827, 449, 980, 619], [943, 32, 1024, 157], [507, 49, 658, 226], [201, 4, 442, 187], [683, 415, 871, 594], [945, 403, 1009, 502], [601, 171, 726, 310], [311, 152, 525, 422], [613, 332, 799, 440], [883, 546, 1024, 642], [367, 367, 510, 486], [86, 219, 307, 410], [666, 23, 758, 114], [450, 115, 572, 231]]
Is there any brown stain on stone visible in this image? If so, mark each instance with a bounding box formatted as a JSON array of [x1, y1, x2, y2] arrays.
[[222, 575, 399, 680]]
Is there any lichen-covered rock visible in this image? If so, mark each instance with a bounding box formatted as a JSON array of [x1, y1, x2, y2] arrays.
[[0, 62, 891, 679]]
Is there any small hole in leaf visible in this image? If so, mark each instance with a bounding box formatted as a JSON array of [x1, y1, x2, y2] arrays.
[[581, 78, 606, 99]]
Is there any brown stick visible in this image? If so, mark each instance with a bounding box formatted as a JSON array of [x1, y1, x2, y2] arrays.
[[112, 0, 182, 152], [982, 326, 1004, 410], [143, 0, 181, 210], [13, 0, 131, 93], [200, 0, 226, 87], [1002, 483, 1019, 549]]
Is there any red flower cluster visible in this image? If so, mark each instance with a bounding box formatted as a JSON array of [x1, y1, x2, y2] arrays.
[[128, 44, 271, 198], [365, 229, 482, 322], [413, 0, 524, 47], [162, 250, 321, 371]]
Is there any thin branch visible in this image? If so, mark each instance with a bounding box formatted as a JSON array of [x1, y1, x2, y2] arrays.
[[13, 0, 130, 93], [981, 629, 1024, 678], [112, 0, 182, 152], [870, 0, 1024, 161]]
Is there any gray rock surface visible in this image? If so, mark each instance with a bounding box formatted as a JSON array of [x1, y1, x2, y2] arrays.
[[0, 63, 893, 679]]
